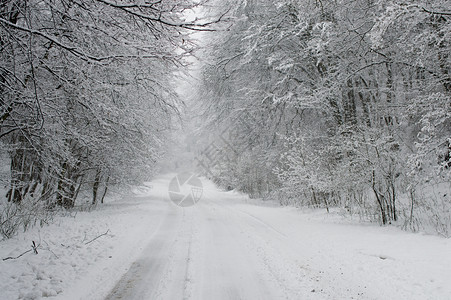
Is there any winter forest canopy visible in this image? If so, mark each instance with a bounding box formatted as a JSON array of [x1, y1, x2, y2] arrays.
[[0, 0, 226, 237], [1, 0, 451, 238]]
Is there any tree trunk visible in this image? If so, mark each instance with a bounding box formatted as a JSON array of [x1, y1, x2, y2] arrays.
[[56, 162, 78, 209], [73, 175, 84, 203], [100, 176, 110, 204], [372, 170, 387, 225], [92, 169, 101, 205]]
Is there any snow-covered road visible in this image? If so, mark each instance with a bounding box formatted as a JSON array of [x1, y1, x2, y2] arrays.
[[2, 174, 450, 300], [107, 180, 310, 300], [104, 175, 451, 300]]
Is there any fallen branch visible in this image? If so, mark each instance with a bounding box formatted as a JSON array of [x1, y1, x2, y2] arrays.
[[2, 241, 39, 261], [42, 240, 59, 259], [2, 249, 32, 261], [31, 241, 38, 254], [85, 229, 110, 245]]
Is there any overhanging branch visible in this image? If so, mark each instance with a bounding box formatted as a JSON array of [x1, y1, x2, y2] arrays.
[[0, 17, 181, 62], [421, 7, 451, 16]]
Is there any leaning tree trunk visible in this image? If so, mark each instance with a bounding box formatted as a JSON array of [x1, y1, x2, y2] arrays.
[[372, 170, 387, 225]]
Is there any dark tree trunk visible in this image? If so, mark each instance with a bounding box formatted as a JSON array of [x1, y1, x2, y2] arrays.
[[100, 176, 110, 204], [73, 175, 84, 203], [372, 170, 387, 225], [7, 137, 42, 203]]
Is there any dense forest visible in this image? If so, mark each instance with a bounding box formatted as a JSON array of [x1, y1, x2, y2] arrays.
[[193, 0, 451, 235], [1, 0, 450, 239], [0, 0, 224, 238]]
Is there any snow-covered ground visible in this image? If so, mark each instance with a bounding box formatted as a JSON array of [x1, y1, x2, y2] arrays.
[[1, 174, 450, 300]]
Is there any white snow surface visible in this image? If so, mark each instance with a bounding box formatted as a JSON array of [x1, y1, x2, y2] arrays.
[[1, 174, 450, 300]]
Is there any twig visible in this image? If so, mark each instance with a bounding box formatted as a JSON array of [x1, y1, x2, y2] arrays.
[[421, 7, 451, 16], [43, 240, 59, 259], [31, 241, 38, 254], [2, 240, 39, 261], [2, 249, 32, 261], [85, 229, 110, 245], [81, 231, 87, 244], [0, 18, 178, 62]]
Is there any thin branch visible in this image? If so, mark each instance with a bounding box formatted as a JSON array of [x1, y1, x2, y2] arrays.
[[2, 241, 39, 261], [0, 127, 21, 139], [421, 7, 451, 16], [85, 229, 110, 245], [0, 17, 95, 61], [2, 249, 32, 261], [93, 0, 160, 9], [0, 18, 178, 62], [96, 0, 229, 32]]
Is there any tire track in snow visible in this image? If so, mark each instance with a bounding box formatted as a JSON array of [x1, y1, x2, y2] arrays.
[[149, 206, 199, 300], [105, 206, 182, 299], [180, 209, 195, 300]]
